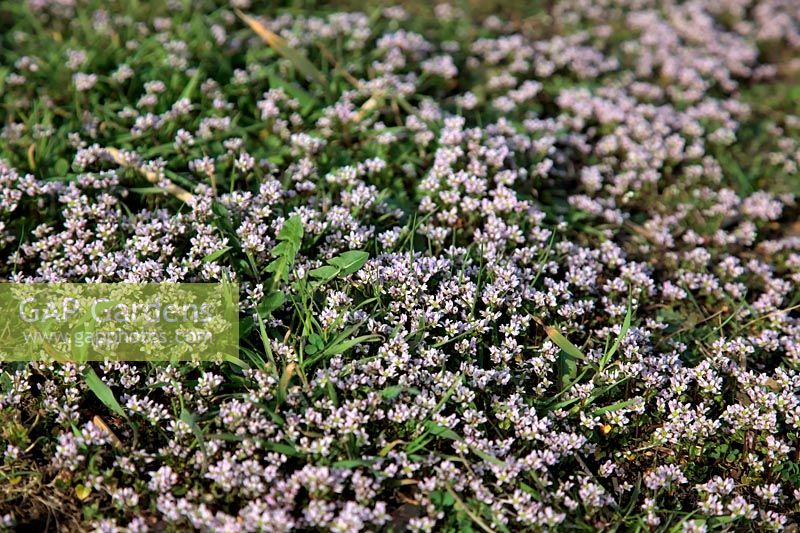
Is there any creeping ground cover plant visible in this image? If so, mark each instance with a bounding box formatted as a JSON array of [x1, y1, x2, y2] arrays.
[[1, 0, 800, 530]]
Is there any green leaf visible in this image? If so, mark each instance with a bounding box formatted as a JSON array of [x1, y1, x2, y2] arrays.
[[179, 67, 203, 101], [130, 187, 167, 195], [600, 301, 632, 370], [327, 250, 369, 276], [304, 331, 381, 368], [270, 241, 293, 257], [180, 407, 207, 461], [70, 309, 95, 363], [308, 333, 323, 348], [212, 201, 230, 218], [331, 459, 375, 468], [265, 256, 288, 281], [380, 385, 404, 400], [592, 397, 641, 417], [276, 363, 296, 405], [544, 325, 586, 361], [430, 490, 455, 507], [267, 74, 316, 114], [257, 291, 285, 318], [278, 216, 304, 247], [320, 334, 381, 357], [519, 482, 540, 498], [238, 11, 331, 98], [309, 265, 340, 281], [262, 441, 301, 457], [557, 351, 578, 387], [202, 246, 231, 264], [470, 446, 505, 466], [54, 158, 70, 176], [223, 354, 250, 369], [267, 216, 304, 285], [84, 368, 126, 418], [424, 421, 461, 441]]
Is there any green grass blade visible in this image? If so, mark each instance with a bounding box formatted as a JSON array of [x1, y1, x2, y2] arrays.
[[237, 10, 331, 98], [84, 368, 126, 419], [600, 301, 632, 370], [202, 246, 231, 264], [320, 334, 381, 357], [180, 407, 208, 464], [592, 397, 641, 417], [543, 325, 586, 361]]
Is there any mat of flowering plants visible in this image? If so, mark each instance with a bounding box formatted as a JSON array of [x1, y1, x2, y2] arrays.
[[1, 0, 800, 531]]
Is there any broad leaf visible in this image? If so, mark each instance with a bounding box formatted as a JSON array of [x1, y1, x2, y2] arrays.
[[257, 291, 285, 318], [309, 265, 340, 281], [327, 250, 369, 276], [277, 216, 304, 249]]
